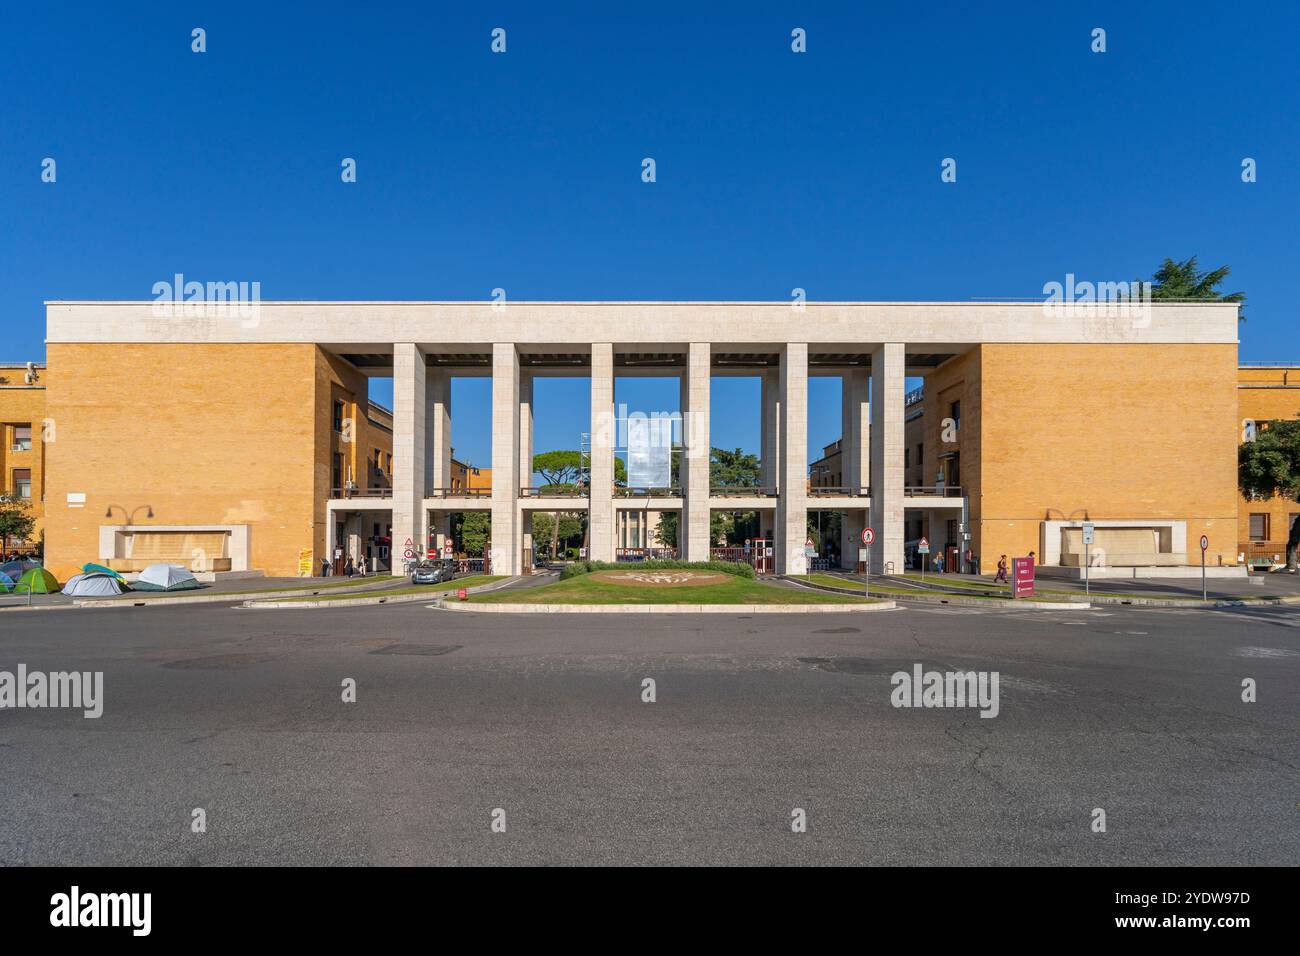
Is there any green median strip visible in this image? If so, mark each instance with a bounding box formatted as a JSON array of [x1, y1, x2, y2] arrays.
[[271, 575, 504, 603], [473, 574, 882, 605]]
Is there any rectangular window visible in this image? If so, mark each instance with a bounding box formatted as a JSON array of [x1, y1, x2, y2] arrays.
[[332, 454, 342, 492], [12, 468, 32, 499], [904, 448, 910, 469], [333, 400, 344, 432], [949, 401, 961, 431], [917, 443, 923, 466], [12, 424, 32, 451], [1249, 514, 1269, 540]]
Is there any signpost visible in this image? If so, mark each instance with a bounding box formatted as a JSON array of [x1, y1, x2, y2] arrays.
[[1012, 555, 1035, 598], [918, 536, 930, 583], [862, 527, 875, 597], [804, 538, 816, 580], [1200, 534, 1209, 601], [1081, 522, 1095, 596], [443, 541, 453, 559]]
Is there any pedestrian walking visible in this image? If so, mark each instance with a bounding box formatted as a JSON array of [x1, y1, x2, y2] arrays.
[[995, 554, 1009, 584]]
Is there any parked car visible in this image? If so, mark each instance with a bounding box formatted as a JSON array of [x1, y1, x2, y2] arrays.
[[410, 558, 457, 586]]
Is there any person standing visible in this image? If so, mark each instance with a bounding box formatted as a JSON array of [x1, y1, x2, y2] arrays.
[[995, 554, 1009, 584], [933, 551, 944, 575]]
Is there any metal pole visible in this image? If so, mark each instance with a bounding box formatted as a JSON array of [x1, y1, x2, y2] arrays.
[[865, 549, 870, 599], [1085, 541, 1090, 597], [1202, 549, 1207, 601]]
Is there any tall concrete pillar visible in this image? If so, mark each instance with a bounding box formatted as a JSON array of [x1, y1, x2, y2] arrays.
[[777, 343, 808, 575], [518, 372, 534, 490], [840, 508, 867, 571], [681, 342, 711, 561], [588, 343, 615, 562], [760, 368, 780, 492], [425, 369, 452, 491], [490, 343, 520, 575], [392, 343, 427, 575], [870, 343, 906, 574], [842, 368, 870, 493]]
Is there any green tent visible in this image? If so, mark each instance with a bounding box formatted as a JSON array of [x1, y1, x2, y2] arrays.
[[16, 567, 60, 593]]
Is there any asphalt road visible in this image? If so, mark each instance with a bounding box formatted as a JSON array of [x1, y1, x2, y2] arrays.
[[1, 599, 1296, 866]]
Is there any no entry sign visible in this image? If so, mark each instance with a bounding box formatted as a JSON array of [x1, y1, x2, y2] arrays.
[[862, 527, 875, 546]]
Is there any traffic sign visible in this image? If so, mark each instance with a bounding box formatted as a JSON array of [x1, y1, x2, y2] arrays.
[[1082, 522, 1095, 545], [918, 536, 930, 555], [1200, 534, 1209, 552], [862, 527, 875, 546], [443, 541, 453, 557]]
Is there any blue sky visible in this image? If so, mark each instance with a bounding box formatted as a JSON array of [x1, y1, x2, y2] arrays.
[[3, 1, 1296, 471]]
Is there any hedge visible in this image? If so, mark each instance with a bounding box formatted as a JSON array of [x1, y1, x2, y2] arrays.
[[559, 559, 756, 580]]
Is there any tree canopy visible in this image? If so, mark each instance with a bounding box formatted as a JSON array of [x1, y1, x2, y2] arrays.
[[1149, 256, 1245, 316]]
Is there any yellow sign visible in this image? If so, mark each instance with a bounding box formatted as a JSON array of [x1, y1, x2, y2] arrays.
[[298, 548, 314, 577]]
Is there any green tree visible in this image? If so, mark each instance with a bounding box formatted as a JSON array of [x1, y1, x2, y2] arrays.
[[1239, 418, 1300, 570], [710, 447, 761, 488], [1148, 256, 1246, 316], [0, 495, 36, 556], [455, 511, 490, 557], [533, 450, 625, 558]]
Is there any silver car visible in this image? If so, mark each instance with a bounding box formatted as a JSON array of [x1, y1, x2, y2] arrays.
[[410, 558, 457, 586]]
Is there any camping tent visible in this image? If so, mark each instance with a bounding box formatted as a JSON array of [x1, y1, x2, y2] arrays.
[[63, 572, 129, 597], [16, 567, 60, 593], [82, 562, 126, 580], [134, 563, 201, 591], [0, 559, 41, 579], [0, 571, 15, 593]]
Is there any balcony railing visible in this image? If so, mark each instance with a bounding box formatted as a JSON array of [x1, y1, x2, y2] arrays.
[[521, 486, 586, 498], [710, 485, 777, 498], [331, 486, 393, 499], [807, 485, 870, 498], [615, 547, 679, 561], [427, 487, 492, 499], [904, 485, 963, 498], [615, 486, 682, 498]]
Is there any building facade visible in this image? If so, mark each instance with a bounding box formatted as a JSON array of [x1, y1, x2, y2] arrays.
[[0, 362, 47, 551], [36, 299, 1248, 579], [1237, 364, 1300, 566]]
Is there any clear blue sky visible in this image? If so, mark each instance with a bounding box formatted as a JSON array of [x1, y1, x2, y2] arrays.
[[3, 1, 1296, 472]]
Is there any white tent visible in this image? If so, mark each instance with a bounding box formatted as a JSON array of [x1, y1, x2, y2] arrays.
[[63, 572, 129, 597], [134, 563, 201, 591]]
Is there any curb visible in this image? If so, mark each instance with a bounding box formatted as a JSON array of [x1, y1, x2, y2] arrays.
[[73, 577, 405, 609], [434, 599, 897, 614], [785, 577, 1087, 610], [243, 577, 516, 609]]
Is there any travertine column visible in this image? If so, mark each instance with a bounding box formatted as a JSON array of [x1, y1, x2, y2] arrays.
[[777, 343, 808, 575], [842, 368, 870, 494], [588, 343, 615, 562], [760, 368, 780, 491], [425, 369, 452, 491], [518, 372, 534, 490], [392, 343, 427, 575], [681, 343, 711, 561], [490, 344, 520, 575], [870, 343, 906, 574]]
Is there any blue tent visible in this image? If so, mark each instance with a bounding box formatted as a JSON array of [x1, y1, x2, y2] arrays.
[[0, 571, 15, 593]]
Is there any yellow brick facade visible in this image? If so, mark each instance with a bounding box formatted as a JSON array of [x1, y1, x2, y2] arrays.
[[920, 343, 1241, 567], [42, 344, 389, 579], [0, 363, 48, 551]]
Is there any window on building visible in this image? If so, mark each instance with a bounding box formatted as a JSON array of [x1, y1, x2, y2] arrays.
[[332, 454, 342, 492], [904, 448, 910, 469], [12, 468, 31, 499], [949, 401, 961, 431], [333, 400, 344, 432], [917, 443, 923, 467], [1248, 514, 1269, 541], [12, 424, 32, 451]]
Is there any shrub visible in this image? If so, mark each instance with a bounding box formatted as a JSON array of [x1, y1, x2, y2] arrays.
[[559, 559, 755, 580]]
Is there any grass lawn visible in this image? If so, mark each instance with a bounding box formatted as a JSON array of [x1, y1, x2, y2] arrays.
[[474, 574, 881, 605], [277, 575, 503, 602], [805, 573, 1016, 601]]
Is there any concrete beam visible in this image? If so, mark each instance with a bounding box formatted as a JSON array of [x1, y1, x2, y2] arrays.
[[588, 343, 615, 562]]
